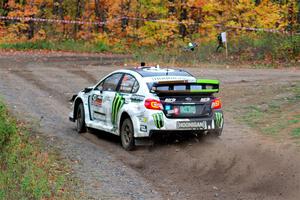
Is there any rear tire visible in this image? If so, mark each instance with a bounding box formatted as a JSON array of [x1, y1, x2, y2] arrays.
[[76, 103, 86, 133], [209, 128, 222, 137], [120, 118, 135, 151]]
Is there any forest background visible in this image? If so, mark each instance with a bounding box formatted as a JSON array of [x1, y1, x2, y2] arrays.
[[0, 0, 299, 66]]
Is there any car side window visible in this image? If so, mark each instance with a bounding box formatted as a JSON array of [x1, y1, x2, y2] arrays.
[[132, 80, 139, 93], [119, 74, 139, 93], [97, 73, 123, 92]]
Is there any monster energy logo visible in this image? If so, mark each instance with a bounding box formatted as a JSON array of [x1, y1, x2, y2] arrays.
[[112, 93, 125, 125], [152, 113, 164, 129], [215, 112, 223, 128]]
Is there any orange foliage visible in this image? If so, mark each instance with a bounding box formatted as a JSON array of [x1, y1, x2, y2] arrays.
[[0, 0, 298, 44]]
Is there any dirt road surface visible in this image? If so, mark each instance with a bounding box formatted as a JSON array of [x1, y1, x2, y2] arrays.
[[0, 52, 300, 200]]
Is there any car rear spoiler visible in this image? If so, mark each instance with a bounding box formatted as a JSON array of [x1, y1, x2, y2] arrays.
[[151, 79, 220, 94]]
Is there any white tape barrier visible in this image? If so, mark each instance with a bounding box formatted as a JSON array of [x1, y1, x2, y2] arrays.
[[215, 24, 291, 34], [0, 16, 120, 25], [0, 15, 297, 34]]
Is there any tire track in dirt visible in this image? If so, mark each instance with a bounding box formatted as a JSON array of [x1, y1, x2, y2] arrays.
[[11, 69, 69, 104], [9, 62, 102, 105], [35, 59, 119, 89], [66, 69, 99, 84]]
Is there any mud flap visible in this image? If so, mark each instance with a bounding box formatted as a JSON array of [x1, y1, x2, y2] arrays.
[[214, 111, 224, 129]]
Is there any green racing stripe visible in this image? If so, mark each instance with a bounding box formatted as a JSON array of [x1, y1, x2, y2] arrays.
[[111, 93, 125, 125]]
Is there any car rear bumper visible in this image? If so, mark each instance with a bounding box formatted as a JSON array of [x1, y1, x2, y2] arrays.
[[134, 110, 223, 138]]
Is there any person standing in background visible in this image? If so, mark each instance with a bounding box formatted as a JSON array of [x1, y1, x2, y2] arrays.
[[216, 33, 225, 52]]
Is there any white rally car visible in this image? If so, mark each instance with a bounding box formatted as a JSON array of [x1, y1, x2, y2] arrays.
[[69, 66, 223, 150]]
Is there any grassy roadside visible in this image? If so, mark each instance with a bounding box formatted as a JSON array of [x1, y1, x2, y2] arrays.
[[0, 40, 116, 53], [237, 82, 300, 144], [0, 101, 80, 200], [132, 33, 300, 68], [1, 33, 299, 68]]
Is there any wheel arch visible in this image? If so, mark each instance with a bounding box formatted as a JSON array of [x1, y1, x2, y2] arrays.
[[119, 111, 131, 126], [73, 97, 84, 120]]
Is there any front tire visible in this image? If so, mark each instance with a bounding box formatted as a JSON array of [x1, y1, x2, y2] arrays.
[[120, 118, 135, 151], [76, 103, 86, 133]]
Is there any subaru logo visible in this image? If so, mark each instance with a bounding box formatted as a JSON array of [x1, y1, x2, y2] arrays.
[[185, 97, 192, 101]]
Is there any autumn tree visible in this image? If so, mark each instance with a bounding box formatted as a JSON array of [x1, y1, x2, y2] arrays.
[[0, 0, 298, 46]]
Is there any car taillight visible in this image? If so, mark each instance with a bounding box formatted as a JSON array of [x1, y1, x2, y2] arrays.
[[212, 98, 222, 109], [144, 99, 163, 110]]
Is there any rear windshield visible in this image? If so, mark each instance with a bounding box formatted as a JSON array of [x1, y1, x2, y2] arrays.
[[147, 82, 214, 92], [148, 83, 207, 91]]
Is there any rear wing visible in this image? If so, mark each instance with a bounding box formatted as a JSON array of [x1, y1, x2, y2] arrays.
[[150, 79, 220, 94]]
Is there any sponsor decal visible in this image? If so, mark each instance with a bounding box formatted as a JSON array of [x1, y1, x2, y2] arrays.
[[200, 97, 210, 102], [152, 113, 164, 129], [177, 121, 207, 129], [165, 105, 171, 111], [150, 76, 185, 81], [164, 98, 176, 103], [111, 93, 125, 125], [140, 125, 147, 132], [92, 95, 102, 107], [139, 117, 148, 123], [93, 98, 102, 107], [215, 112, 223, 128], [143, 68, 175, 73], [130, 94, 145, 102], [174, 107, 180, 115], [167, 110, 175, 114]]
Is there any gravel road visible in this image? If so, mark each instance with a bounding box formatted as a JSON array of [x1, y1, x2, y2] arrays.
[[0, 52, 300, 200]]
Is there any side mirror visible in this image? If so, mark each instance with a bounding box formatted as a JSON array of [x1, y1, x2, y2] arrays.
[[83, 87, 93, 93]]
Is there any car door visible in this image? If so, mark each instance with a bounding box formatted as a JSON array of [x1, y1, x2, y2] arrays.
[[89, 73, 123, 130], [109, 74, 140, 128]]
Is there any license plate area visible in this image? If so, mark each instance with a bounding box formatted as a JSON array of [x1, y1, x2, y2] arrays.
[[180, 105, 196, 114], [177, 121, 207, 129]]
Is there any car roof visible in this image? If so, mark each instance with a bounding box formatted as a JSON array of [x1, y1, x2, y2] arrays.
[[129, 67, 193, 77]]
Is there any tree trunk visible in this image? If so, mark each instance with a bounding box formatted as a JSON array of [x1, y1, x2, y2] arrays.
[[94, 0, 107, 32], [120, 0, 131, 32], [73, 0, 84, 39], [28, 18, 34, 39], [58, 0, 64, 20], [179, 0, 187, 39], [297, 0, 300, 26], [94, 0, 101, 32], [135, 0, 141, 30], [27, 1, 35, 39], [168, 0, 176, 15]]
